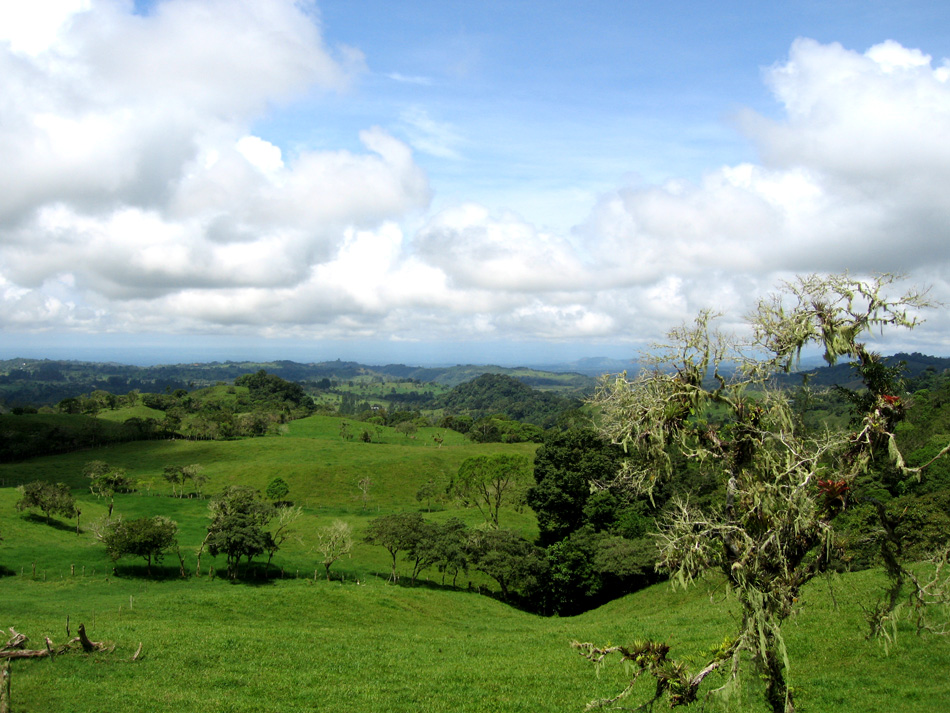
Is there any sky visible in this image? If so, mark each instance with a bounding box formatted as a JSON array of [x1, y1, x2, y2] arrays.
[[2, 0, 950, 366]]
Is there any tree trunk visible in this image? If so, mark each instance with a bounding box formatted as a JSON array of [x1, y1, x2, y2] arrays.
[[763, 638, 793, 713], [77, 624, 97, 653]]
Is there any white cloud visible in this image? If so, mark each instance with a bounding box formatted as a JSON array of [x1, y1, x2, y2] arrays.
[[3, 29, 950, 355], [399, 106, 464, 159], [386, 72, 432, 86], [0, 0, 90, 55], [236, 136, 285, 176], [0, 0, 429, 331]]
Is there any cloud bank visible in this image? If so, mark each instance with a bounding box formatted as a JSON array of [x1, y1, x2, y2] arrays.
[[1, 4, 949, 355]]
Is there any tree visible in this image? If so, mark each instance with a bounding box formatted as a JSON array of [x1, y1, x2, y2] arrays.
[[183, 464, 208, 498], [265, 477, 290, 503], [431, 517, 469, 586], [452, 454, 532, 527], [98, 516, 178, 576], [163, 465, 186, 498], [205, 486, 276, 580], [16, 481, 76, 525], [363, 512, 428, 582], [467, 528, 547, 602], [403, 517, 440, 584], [315, 520, 353, 580], [579, 273, 941, 713], [526, 429, 624, 546], [395, 421, 418, 439], [265, 504, 302, 573], [415, 477, 445, 512], [356, 476, 372, 511], [84, 461, 134, 517]]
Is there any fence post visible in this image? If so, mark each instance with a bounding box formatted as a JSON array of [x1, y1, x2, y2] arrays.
[[1, 660, 11, 713]]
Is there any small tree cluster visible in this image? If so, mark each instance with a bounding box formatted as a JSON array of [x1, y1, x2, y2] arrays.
[[203, 486, 276, 580], [163, 464, 207, 498], [84, 460, 135, 517], [363, 512, 544, 599]]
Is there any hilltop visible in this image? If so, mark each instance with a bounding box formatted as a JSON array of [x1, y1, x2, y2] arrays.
[[0, 357, 596, 409]]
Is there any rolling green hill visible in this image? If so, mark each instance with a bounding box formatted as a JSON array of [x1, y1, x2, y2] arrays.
[[2, 410, 949, 712], [0, 358, 596, 410]]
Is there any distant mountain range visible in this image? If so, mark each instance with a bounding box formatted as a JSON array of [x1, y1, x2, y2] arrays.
[[2, 351, 949, 409]]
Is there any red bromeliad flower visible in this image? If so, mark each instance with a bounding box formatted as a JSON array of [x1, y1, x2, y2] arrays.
[[816, 478, 850, 508]]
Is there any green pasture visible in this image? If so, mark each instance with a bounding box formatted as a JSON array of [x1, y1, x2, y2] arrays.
[[0, 414, 538, 584], [1, 564, 948, 712], [2, 415, 949, 712]]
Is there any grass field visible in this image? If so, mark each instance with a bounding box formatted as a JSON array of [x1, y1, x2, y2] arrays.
[[2, 416, 949, 712]]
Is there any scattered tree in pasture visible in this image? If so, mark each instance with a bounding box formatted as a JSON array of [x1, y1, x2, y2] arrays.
[[315, 520, 353, 580], [84, 460, 134, 517], [403, 517, 440, 584], [395, 421, 418, 439], [364, 512, 428, 582], [184, 464, 208, 498], [265, 476, 290, 503], [356, 476, 373, 511], [163, 465, 186, 498], [452, 453, 532, 527], [415, 477, 445, 512], [581, 273, 944, 713], [265, 504, 302, 572], [15, 481, 76, 525], [97, 516, 178, 576], [431, 517, 469, 586], [163, 464, 205, 498], [205, 486, 276, 580]]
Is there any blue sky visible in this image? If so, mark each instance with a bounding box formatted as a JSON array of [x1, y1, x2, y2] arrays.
[[2, 1, 950, 366]]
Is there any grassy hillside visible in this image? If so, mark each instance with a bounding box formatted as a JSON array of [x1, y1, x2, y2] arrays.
[[0, 414, 539, 583], [2, 417, 949, 712], [1, 558, 947, 711]]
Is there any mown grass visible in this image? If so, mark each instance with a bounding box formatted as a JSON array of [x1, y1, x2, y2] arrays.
[[2, 418, 949, 712]]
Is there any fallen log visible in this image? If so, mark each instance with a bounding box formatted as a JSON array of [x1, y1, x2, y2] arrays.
[[0, 624, 111, 660], [1, 630, 26, 652]]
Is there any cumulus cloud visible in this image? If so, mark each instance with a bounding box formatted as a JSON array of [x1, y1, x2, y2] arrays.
[[560, 39, 950, 346], [0, 0, 430, 333], [391, 38, 950, 349], [3, 26, 950, 355]]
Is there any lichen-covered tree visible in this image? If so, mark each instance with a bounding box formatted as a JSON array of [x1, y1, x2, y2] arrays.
[[577, 273, 946, 713], [315, 520, 353, 581]]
